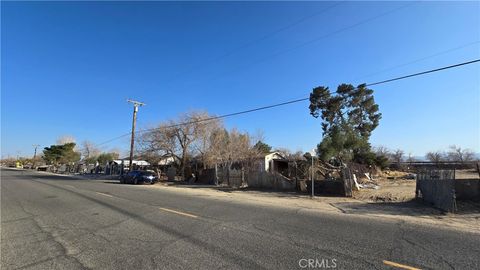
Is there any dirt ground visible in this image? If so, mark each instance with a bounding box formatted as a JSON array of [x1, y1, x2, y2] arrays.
[[455, 168, 480, 179], [353, 178, 416, 202], [353, 169, 480, 203], [152, 183, 480, 234]]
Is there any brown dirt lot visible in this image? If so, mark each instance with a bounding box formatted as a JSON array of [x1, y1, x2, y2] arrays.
[[353, 178, 416, 202], [455, 169, 480, 179], [353, 169, 480, 203]]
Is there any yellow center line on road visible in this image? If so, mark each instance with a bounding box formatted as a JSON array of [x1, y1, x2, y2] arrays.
[[95, 192, 114, 198], [383, 260, 421, 270], [159, 207, 198, 218]]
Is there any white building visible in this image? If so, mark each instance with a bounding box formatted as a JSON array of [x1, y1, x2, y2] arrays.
[[261, 152, 288, 172], [112, 159, 150, 167]]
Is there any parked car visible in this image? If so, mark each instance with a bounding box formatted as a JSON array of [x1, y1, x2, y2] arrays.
[[120, 170, 158, 185]]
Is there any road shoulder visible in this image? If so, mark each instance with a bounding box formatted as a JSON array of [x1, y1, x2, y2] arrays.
[[150, 183, 480, 234], [8, 168, 479, 234]]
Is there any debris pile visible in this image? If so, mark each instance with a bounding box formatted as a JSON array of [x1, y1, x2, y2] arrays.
[[352, 172, 380, 190]]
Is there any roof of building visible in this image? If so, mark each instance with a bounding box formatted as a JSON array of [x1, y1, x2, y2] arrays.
[[265, 151, 286, 159], [112, 160, 150, 166]]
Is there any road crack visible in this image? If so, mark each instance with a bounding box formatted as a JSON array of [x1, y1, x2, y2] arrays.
[[11, 198, 93, 270]]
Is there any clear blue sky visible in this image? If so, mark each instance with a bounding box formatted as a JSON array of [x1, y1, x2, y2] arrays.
[[1, 1, 479, 158]]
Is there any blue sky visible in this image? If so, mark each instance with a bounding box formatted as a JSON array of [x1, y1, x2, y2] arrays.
[[1, 1, 479, 158]]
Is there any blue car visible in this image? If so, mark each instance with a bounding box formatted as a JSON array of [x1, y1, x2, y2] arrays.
[[121, 170, 158, 185]]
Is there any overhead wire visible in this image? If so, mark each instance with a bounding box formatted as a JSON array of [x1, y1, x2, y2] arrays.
[[89, 58, 480, 149], [197, 1, 420, 85], [89, 1, 423, 149], [351, 40, 480, 82], [162, 1, 344, 84]]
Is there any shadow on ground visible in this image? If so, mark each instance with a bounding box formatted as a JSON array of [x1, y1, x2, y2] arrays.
[[163, 181, 315, 198], [20, 172, 85, 181], [163, 180, 480, 217], [331, 200, 480, 216], [160, 182, 367, 205]]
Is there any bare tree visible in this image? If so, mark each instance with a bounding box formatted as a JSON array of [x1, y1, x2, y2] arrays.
[[425, 151, 444, 164], [391, 149, 404, 165], [209, 128, 252, 185], [172, 112, 217, 178], [274, 147, 291, 158], [406, 153, 416, 163], [374, 146, 391, 159], [208, 128, 229, 165], [56, 135, 76, 145], [289, 150, 306, 161], [446, 145, 475, 163], [191, 112, 223, 169], [137, 124, 181, 167], [230, 129, 252, 162], [109, 148, 123, 158], [209, 128, 250, 165], [137, 111, 221, 180], [81, 141, 100, 162]]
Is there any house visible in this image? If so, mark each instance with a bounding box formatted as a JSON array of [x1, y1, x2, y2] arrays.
[[260, 152, 289, 174], [211, 152, 293, 188], [75, 160, 96, 174], [156, 154, 179, 180], [105, 159, 150, 175]]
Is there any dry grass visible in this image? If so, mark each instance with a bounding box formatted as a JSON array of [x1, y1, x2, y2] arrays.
[[354, 177, 416, 202], [455, 169, 480, 179], [354, 169, 479, 203]]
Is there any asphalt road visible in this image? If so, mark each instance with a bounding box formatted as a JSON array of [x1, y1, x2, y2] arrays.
[[1, 168, 479, 270]]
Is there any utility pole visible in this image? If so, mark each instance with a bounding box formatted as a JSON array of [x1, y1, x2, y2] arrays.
[[32, 144, 40, 169], [127, 99, 145, 172], [311, 148, 317, 198]]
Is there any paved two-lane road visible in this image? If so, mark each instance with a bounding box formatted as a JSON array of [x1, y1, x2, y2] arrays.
[[1, 168, 479, 269]]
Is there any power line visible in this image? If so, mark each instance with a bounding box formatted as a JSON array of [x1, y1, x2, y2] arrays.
[[89, 58, 479, 149], [139, 97, 310, 134], [196, 1, 419, 85], [162, 2, 343, 84], [85, 1, 426, 151], [93, 98, 311, 147], [352, 40, 480, 82], [97, 133, 132, 147], [136, 58, 480, 135], [365, 59, 480, 86]]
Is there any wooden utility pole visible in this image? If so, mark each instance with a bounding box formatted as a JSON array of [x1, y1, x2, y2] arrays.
[[127, 99, 145, 172], [32, 144, 40, 169], [32, 144, 40, 159]]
